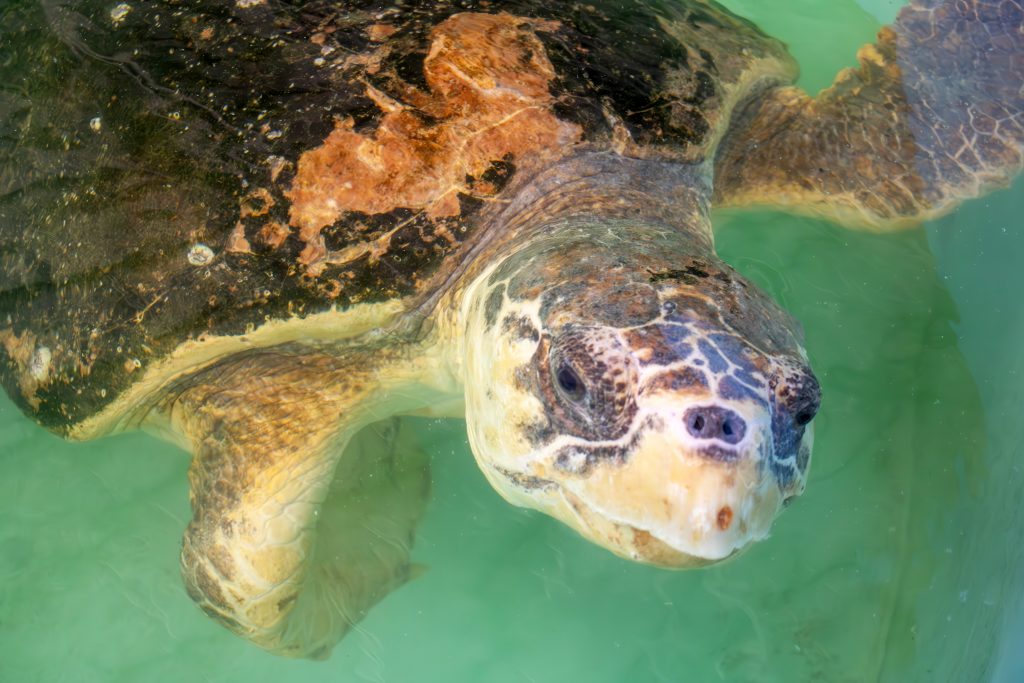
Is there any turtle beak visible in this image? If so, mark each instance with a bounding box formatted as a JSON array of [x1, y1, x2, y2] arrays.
[[546, 404, 786, 568]]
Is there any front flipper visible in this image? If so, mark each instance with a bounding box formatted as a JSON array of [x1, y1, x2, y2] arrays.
[[714, 0, 1023, 230], [171, 353, 429, 659]]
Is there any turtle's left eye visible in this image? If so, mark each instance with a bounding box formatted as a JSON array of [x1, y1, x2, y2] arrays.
[[555, 363, 586, 402], [794, 407, 816, 426]]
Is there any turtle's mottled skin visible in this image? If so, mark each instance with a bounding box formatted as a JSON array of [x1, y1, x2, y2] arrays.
[[1, 0, 1020, 659]]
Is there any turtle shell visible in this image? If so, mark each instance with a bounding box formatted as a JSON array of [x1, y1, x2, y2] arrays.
[[0, 0, 795, 434]]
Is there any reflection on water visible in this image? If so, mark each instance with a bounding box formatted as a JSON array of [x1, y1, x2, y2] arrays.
[[0, 1, 1022, 682]]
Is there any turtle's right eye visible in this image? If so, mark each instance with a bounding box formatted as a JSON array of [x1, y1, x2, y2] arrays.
[[555, 363, 586, 402]]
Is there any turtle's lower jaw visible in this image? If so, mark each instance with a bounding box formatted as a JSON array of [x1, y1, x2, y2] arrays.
[[562, 494, 747, 569], [557, 466, 784, 569], [555, 483, 780, 569]]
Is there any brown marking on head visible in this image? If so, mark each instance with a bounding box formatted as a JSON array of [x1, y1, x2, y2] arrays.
[[630, 528, 707, 567], [640, 366, 708, 395], [652, 258, 804, 357], [631, 528, 657, 556], [622, 324, 692, 368], [286, 13, 582, 271], [543, 280, 662, 329], [501, 314, 539, 342], [716, 506, 733, 531]]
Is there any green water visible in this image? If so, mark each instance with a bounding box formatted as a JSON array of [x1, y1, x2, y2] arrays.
[[1, 1, 1022, 681]]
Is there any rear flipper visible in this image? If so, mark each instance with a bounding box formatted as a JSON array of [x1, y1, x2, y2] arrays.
[[172, 352, 430, 659], [714, 0, 1023, 230]]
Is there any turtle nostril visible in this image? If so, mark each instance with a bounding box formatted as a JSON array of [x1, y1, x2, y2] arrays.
[[684, 406, 746, 444]]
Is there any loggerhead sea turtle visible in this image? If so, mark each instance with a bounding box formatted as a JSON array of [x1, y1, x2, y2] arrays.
[[0, 0, 1020, 659]]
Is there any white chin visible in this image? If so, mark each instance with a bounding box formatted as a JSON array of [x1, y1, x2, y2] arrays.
[[555, 484, 782, 568]]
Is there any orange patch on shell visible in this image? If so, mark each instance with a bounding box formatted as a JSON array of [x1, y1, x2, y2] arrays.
[[240, 188, 275, 219], [366, 23, 397, 42], [286, 12, 582, 268], [257, 221, 291, 249], [225, 223, 252, 254]]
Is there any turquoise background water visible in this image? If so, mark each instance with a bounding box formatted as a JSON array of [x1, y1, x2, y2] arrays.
[[1, 1, 1022, 681]]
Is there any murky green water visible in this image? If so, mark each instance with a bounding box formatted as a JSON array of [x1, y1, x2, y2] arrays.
[[1, 1, 1022, 681]]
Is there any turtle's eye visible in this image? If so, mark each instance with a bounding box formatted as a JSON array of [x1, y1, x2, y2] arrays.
[[555, 363, 586, 402], [794, 407, 816, 427], [542, 329, 637, 440], [772, 366, 821, 428]]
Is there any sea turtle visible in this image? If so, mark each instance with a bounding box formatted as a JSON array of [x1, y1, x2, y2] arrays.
[[0, 0, 1020, 659]]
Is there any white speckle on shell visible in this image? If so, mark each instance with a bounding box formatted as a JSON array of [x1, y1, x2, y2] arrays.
[[29, 346, 52, 382], [236, 0, 265, 7], [110, 3, 132, 24], [89, 117, 102, 133], [187, 244, 215, 266]]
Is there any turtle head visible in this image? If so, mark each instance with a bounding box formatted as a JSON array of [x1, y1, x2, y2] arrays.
[[463, 222, 820, 567]]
